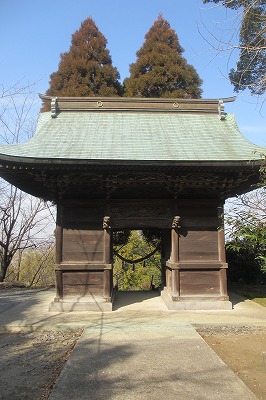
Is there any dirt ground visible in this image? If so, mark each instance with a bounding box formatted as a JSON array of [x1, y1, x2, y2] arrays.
[[0, 326, 265, 400], [0, 329, 83, 400], [197, 326, 266, 400]]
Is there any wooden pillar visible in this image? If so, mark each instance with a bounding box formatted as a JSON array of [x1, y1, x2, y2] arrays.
[[55, 270, 63, 300], [55, 204, 63, 300], [218, 205, 229, 299], [170, 225, 179, 263], [103, 267, 113, 301], [103, 216, 113, 301], [169, 216, 181, 299], [217, 205, 226, 263], [104, 228, 111, 264], [55, 204, 63, 265]]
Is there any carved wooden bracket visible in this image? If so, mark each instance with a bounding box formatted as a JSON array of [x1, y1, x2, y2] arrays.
[[103, 216, 111, 229], [172, 216, 181, 229]]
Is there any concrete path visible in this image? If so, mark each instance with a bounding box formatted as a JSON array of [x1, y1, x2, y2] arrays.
[[0, 289, 265, 399], [48, 317, 257, 400], [1, 289, 266, 331]]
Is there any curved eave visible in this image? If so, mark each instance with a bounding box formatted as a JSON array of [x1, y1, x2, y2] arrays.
[[0, 156, 262, 203], [0, 153, 263, 168]]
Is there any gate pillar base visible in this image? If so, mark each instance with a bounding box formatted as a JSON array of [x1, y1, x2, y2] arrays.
[[49, 295, 113, 312], [161, 288, 232, 310]]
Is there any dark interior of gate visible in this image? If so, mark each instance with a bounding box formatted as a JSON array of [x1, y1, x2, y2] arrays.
[[54, 197, 230, 310]]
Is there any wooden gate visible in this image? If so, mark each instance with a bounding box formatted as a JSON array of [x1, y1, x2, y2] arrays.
[[53, 198, 231, 310]]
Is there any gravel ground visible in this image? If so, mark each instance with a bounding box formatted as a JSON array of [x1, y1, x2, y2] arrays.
[[0, 329, 83, 400]]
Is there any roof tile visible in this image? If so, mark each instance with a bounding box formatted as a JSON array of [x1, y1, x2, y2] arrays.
[[0, 111, 264, 162]]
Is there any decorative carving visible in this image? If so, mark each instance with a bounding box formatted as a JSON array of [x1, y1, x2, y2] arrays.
[[28, 171, 105, 199], [105, 174, 173, 197], [104, 172, 240, 197], [173, 102, 180, 108], [51, 97, 58, 118], [26, 168, 251, 201], [110, 205, 173, 228], [218, 100, 226, 120], [172, 216, 181, 229], [111, 206, 172, 219], [96, 101, 103, 108], [103, 216, 111, 229]]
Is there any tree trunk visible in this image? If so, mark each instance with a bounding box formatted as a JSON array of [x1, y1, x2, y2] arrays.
[[0, 263, 8, 282]]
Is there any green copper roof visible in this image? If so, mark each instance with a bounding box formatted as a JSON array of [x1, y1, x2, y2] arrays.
[[0, 97, 264, 164]]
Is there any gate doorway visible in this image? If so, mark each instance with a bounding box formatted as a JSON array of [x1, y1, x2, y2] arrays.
[[112, 229, 163, 293]]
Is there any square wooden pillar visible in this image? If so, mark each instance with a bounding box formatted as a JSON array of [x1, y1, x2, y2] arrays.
[[161, 201, 232, 310], [50, 202, 113, 312]]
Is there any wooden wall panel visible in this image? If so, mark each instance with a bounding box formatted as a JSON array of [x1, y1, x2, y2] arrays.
[[177, 199, 220, 263], [180, 217, 218, 228], [179, 230, 218, 261], [63, 205, 104, 230], [62, 230, 104, 262], [179, 201, 219, 229], [180, 270, 220, 296], [62, 271, 103, 296]]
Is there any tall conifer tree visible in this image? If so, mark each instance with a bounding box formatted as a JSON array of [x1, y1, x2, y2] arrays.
[[124, 15, 202, 98], [44, 17, 122, 104]]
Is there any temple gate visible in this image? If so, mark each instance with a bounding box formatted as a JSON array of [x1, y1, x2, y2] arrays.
[[0, 96, 264, 311]]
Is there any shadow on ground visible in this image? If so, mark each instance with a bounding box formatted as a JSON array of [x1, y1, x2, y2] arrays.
[[112, 290, 160, 310]]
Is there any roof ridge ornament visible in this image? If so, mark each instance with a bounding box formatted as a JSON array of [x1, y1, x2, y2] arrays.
[[218, 100, 226, 121], [51, 97, 58, 118], [38, 94, 236, 115]]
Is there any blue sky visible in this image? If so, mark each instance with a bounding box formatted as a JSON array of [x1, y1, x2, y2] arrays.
[[0, 0, 265, 145]]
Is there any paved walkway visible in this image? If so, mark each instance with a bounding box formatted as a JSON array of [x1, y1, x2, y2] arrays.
[[1, 289, 266, 399]]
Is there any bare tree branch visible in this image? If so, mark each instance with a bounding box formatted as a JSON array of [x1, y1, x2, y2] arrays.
[[201, 0, 266, 96], [0, 83, 55, 282]]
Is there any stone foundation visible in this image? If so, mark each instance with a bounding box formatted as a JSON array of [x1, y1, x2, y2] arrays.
[[49, 295, 113, 312], [161, 288, 232, 310]]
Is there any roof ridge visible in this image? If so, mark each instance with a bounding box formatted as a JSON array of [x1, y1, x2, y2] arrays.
[[39, 94, 236, 118]]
